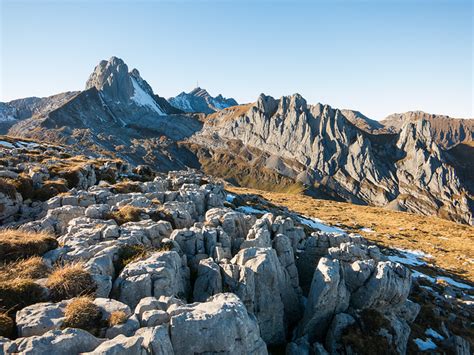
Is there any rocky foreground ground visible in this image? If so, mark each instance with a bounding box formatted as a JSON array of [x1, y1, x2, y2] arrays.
[[0, 137, 472, 354]]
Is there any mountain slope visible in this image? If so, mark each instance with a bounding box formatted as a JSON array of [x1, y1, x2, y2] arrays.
[[340, 109, 387, 134], [169, 87, 238, 114], [9, 57, 202, 171], [189, 94, 473, 224], [0, 91, 79, 134], [382, 111, 474, 148]]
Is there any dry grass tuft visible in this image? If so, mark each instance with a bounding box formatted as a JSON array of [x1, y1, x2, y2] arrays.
[[111, 181, 143, 194], [33, 180, 69, 201], [108, 310, 128, 327], [0, 256, 50, 282], [46, 263, 96, 301], [0, 178, 17, 199], [0, 229, 58, 262], [107, 206, 144, 225], [62, 296, 102, 334], [114, 244, 150, 273], [0, 278, 46, 313], [0, 312, 14, 338]]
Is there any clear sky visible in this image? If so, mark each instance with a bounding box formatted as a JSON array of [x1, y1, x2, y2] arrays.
[[0, 0, 472, 119]]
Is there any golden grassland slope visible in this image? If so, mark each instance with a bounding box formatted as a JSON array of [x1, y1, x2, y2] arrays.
[[228, 186, 474, 283]]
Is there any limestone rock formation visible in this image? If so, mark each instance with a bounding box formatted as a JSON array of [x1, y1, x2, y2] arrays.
[[169, 293, 267, 354], [382, 111, 474, 148], [192, 94, 473, 224]]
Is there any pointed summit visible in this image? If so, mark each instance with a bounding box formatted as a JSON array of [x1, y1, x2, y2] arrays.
[[85, 56, 165, 115], [189, 87, 211, 98]]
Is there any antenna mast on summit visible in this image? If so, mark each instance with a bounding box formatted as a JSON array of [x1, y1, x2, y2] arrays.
[[196, 80, 199, 88]]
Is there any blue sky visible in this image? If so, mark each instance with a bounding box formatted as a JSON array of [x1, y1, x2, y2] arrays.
[[1, 0, 472, 119]]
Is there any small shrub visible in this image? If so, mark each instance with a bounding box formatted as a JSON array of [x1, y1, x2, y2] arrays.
[[108, 310, 128, 327], [62, 297, 102, 334], [0, 312, 14, 338], [107, 206, 143, 225], [111, 181, 142, 194], [46, 263, 96, 301], [61, 170, 81, 189], [157, 240, 174, 252], [149, 208, 175, 228], [0, 256, 50, 282], [0, 278, 46, 313], [341, 309, 397, 355], [0, 229, 58, 262], [33, 180, 69, 201], [114, 244, 149, 274], [7, 175, 34, 201], [97, 169, 116, 184]]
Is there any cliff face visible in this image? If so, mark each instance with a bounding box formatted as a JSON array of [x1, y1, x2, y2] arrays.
[[382, 111, 474, 149], [193, 94, 472, 224]]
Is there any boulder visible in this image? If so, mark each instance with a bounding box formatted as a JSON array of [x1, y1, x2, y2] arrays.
[[136, 325, 174, 355], [193, 257, 223, 302], [169, 293, 267, 354], [228, 247, 301, 345], [105, 315, 140, 339], [298, 257, 350, 342], [4, 328, 102, 355], [83, 334, 143, 354], [350, 261, 412, 310], [113, 251, 189, 308], [140, 309, 170, 327], [93, 298, 132, 321], [16, 301, 67, 337]]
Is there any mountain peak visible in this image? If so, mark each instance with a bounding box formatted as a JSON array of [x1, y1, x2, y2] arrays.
[[85, 56, 132, 102], [189, 87, 210, 98], [84, 56, 166, 116], [169, 87, 238, 114]]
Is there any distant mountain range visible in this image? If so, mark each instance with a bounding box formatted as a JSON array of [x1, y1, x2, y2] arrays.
[[169, 87, 238, 114], [2, 56, 472, 224]]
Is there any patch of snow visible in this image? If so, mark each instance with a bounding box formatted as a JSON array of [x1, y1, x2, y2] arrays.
[[360, 227, 375, 233], [131, 78, 165, 115], [437, 276, 473, 290], [425, 328, 444, 340], [411, 270, 436, 283], [236, 206, 268, 215], [0, 140, 15, 148], [226, 194, 236, 203], [411, 270, 473, 290], [298, 215, 346, 234], [387, 249, 432, 267], [170, 94, 194, 112], [414, 338, 437, 351]]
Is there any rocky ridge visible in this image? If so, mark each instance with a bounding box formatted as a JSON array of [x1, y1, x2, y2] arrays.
[[192, 94, 473, 224], [169, 87, 238, 114], [381, 111, 474, 149], [0, 138, 472, 354], [0, 92, 79, 134]]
